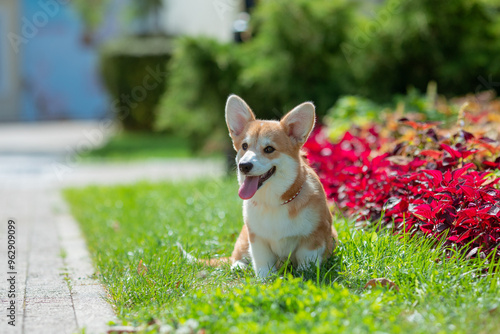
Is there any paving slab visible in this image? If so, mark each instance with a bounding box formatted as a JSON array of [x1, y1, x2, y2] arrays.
[[0, 121, 113, 154], [55, 191, 117, 334], [0, 176, 115, 334]]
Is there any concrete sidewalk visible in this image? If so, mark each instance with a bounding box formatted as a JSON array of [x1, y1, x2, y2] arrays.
[[0, 121, 224, 334]]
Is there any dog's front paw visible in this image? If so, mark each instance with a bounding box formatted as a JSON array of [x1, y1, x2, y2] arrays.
[[231, 260, 249, 271], [256, 266, 277, 279], [297, 263, 312, 273]]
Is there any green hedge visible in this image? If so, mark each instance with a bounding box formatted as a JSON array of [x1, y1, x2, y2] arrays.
[[348, 0, 500, 102], [100, 36, 173, 131], [238, 0, 358, 118], [155, 37, 241, 152], [155, 0, 500, 151], [155, 0, 357, 150]]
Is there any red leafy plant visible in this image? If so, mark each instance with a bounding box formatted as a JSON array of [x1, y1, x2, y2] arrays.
[[304, 100, 500, 259]]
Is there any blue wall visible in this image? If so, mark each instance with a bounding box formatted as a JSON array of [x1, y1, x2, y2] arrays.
[[20, 0, 110, 121]]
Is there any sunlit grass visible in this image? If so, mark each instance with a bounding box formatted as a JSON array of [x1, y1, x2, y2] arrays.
[[81, 132, 205, 161], [64, 179, 500, 333]]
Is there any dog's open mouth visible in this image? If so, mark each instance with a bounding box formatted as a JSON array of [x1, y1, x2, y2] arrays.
[[238, 166, 276, 200], [258, 166, 276, 188]]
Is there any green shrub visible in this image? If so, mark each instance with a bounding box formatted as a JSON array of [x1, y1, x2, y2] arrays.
[[347, 0, 500, 101], [156, 0, 357, 150], [156, 0, 500, 152], [238, 0, 358, 118], [324, 95, 383, 140], [100, 36, 172, 131], [155, 37, 241, 152]]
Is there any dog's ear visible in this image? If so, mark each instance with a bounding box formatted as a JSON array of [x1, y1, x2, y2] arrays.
[[225, 95, 256, 138], [281, 102, 316, 145]]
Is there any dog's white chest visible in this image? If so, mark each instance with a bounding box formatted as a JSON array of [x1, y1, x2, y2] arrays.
[[244, 202, 317, 243]]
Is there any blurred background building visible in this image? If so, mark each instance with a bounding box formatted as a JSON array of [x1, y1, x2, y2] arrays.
[[0, 0, 249, 122]]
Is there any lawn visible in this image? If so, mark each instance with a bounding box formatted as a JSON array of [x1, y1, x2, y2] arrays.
[[81, 132, 217, 161], [64, 178, 500, 334]]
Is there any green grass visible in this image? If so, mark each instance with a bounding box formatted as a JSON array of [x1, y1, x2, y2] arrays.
[[81, 132, 199, 161], [64, 179, 500, 334]]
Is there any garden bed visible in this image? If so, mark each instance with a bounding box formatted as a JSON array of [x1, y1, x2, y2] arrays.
[[305, 93, 500, 259]]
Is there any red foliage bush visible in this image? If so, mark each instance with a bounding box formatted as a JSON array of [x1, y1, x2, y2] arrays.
[[304, 117, 500, 257]]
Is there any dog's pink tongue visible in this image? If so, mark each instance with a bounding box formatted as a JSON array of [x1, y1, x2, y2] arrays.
[[238, 176, 259, 200]]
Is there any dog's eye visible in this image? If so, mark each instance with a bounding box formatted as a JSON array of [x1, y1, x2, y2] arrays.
[[242, 143, 248, 150], [264, 146, 275, 154]]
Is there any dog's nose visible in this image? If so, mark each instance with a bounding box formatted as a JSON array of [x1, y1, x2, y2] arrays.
[[239, 162, 253, 174]]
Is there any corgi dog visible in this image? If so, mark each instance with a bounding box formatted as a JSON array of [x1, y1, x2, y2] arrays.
[[224, 95, 338, 278]]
